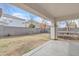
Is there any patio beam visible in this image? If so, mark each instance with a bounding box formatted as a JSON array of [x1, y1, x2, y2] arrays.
[[10, 3, 47, 19]]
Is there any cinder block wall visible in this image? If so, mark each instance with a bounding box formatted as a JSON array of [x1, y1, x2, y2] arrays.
[[0, 25, 48, 37]]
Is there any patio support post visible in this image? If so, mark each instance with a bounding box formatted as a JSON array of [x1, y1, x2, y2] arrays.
[[50, 20, 57, 40]]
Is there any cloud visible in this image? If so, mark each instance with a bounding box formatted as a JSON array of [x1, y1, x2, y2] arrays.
[[12, 13, 27, 19]]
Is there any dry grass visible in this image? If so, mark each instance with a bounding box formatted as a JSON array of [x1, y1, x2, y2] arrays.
[[0, 33, 49, 56]]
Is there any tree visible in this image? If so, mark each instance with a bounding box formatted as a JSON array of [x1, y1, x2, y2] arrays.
[[29, 23, 35, 28], [68, 20, 77, 29]]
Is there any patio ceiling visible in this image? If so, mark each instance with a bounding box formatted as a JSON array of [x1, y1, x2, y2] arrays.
[[11, 3, 79, 21]]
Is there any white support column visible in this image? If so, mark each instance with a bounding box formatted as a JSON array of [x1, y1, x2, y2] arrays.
[[50, 20, 57, 40], [50, 24, 55, 39]]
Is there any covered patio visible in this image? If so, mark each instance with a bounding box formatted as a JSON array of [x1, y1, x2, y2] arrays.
[[20, 3, 79, 56], [2, 3, 79, 56]]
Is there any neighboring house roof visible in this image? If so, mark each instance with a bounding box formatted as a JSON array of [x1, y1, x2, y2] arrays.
[[2, 14, 26, 21]]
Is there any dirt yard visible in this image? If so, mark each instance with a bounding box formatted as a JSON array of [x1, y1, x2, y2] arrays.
[[0, 33, 49, 56]]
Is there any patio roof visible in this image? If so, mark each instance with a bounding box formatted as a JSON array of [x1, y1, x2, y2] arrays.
[[11, 3, 79, 21]]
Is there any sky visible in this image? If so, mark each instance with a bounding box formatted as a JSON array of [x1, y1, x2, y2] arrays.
[[0, 3, 52, 27], [0, 3, 44, 22], [57, 21, 67, 28]]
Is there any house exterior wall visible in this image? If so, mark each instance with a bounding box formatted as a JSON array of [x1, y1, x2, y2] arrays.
[[1, 14, 26, 27]]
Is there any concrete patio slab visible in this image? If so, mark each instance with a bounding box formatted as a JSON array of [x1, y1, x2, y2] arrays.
[[23, 40, 79, 56]]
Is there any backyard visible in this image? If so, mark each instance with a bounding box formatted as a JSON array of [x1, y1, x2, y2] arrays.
[[0, 33, 49, 56]]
